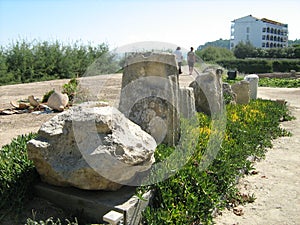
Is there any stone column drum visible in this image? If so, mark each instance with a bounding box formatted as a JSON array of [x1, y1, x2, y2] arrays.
[[119, 52, 180, 146]]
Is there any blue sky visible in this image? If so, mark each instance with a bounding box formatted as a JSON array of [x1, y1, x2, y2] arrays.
[[1, 0, 299, 51]]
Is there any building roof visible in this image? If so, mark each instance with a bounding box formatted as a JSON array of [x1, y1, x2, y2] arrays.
[[233, 15, 287, 27]]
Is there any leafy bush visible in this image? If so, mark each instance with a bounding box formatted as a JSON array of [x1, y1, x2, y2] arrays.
[[217, 58, 300, 73], [62, 78, 79, 103], [0, 133, 38, 221], [196, 46, 235, 62], [142, 99, 294, 225]]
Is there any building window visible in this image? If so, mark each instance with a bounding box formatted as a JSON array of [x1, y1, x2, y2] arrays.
[[262, 27, 266, 32], [262, 35, 265, 40], [262, 43, 265, 47], [246, 34, 249, 40], [246, 27, 250, 33]]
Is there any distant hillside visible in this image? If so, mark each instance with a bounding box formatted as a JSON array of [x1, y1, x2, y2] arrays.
[[197, 39, 230, 50]]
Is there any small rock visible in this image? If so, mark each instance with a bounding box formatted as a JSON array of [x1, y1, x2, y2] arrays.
[[233, 206, 244, 216]]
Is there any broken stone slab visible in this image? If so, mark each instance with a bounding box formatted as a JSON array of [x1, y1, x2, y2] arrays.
[[27, 105, 157, 191], [34, 182, 152, 225]]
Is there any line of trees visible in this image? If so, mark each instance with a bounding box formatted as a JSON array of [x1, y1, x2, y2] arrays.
[[232, 42, 300, 59], [196, 42, 300, 62], [0, 40, 119, 85]]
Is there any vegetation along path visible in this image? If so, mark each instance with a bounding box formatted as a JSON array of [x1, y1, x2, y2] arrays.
[[215, 87, 300, 225]]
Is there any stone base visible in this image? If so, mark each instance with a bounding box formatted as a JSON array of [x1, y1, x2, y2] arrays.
[[34, 182, 152, 224]]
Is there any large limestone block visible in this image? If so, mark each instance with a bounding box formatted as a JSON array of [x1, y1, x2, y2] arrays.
[[27, 105, 157, 191], [189, 70, 224, 116]]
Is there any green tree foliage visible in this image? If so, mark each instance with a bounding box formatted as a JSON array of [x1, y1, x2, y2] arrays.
[[196, 46, 235, 62], [233, 42, 257, 59], [288, 39, 300, 47], [0, 40, 118, 85], [233, 41, 300, 59], [197, 39, 230, 50]]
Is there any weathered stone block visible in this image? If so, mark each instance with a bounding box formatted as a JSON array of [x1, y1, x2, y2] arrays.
[[27, 105, 157, 191], [189, 70, 224, 116], [231, 80, 250, 104]]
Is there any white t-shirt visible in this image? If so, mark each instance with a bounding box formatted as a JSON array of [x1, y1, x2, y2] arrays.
[[174, 49, 183, 63]]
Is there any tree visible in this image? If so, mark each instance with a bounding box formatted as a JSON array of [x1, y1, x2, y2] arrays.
[[233, 42, 256, 59], [197, 39, 230, 50], [196, 46, 235, 62]]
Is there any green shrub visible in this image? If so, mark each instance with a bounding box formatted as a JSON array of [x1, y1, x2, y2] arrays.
[[62, 78, 79, 103], [217, 59, 300, 74], [0, 133, 38, 221]]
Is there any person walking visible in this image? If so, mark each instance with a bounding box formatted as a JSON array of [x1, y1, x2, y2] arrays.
[[174, 46, 183, 74], [187, 47, 196, 75]]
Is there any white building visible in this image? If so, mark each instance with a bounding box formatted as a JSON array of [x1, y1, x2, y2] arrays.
[[230, 15, 288, 50]]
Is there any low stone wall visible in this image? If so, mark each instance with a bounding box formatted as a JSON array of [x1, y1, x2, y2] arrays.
[[257, 72, 300, 79]]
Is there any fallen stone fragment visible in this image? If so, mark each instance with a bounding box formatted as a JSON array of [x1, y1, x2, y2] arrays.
[[47, 91, 69, 111]]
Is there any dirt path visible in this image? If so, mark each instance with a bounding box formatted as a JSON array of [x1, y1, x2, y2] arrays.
[[0, 74, 122, 148], [214, 87, 300, 225]]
